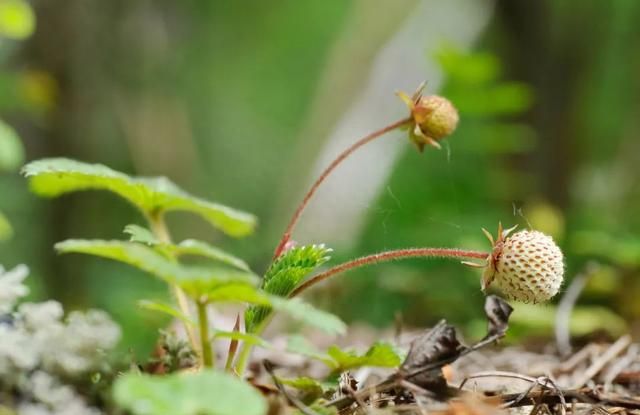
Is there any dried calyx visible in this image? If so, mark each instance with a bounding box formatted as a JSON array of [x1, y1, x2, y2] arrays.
[[466, 224, 565, 303], [397, 82, 459, 152]]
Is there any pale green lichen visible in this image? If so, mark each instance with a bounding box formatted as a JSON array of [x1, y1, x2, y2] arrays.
[[0, 265, 122, 415]]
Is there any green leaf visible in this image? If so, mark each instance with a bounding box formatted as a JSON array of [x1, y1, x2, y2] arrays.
[[22, 158, 256, 237], [0, 210, 12, 241], [205, 284, 269, 304], [55, 240, 258, 299], [138, 300, 195, 326], [268, 296, 346, 336], [286, 337, 401, 372], [113, 370, 267, 415], [123, 225, 250, 271], [263, 244, 332, 289], [0, 119, 24, 171], [279, 376, 325, 392], [212, 331, 270, 348], [246, 244, 332, 332], [326, 342, 402, 371], [173, 240, 251, 271], [0, 0, 34, 40], [206, 284, 346, 335], [124, 224, 159, 246], [278, 377, 328, 404]]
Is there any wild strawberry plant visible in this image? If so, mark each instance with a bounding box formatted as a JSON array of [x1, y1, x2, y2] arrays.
[[18, 85, 565, 414]]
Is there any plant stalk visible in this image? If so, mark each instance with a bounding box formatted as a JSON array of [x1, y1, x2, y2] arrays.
[[290, 247, 489, 297], [147, 211, 198, 351], [273, 117, 412, 258], [235, 247, 488, 376], [197, 301, 214, 368], [234, 318, 268, 376], [234, 341, 252, 376]]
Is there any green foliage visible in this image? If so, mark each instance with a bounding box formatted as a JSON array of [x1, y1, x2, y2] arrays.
[[326, 342, 403, 371], [245, 244, 332, 332], [0, 119, 24, 171], [124, 224, 159, 246], [268, 297, 346, 335], [507, 303, 627, 339], [55, 240, 258, 299], [572, 231, 640, 267], [435, 44, 533, 116], [171, 240, 251, 271], [0, 210, 12, 241], [206, 284, 346, 334], [22, 158, 256, 237], [113, 370, 267, 415], [287, 336, 402, 372], [124, 224, 251, 271], [0, 0, 34, 40], [138, 300, 196, 326], [278, 377, 329, 404]]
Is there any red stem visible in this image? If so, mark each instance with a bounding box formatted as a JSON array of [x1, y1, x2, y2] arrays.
[[290, 248, 489, 297], [273, 117, 412, 258]]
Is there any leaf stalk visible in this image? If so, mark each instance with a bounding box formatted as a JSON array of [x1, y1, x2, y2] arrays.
[[197, 300, 214, 368], [147, 211, 199, 352]]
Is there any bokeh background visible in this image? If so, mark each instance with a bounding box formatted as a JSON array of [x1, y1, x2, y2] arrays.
[[1, 0, 639, 354]]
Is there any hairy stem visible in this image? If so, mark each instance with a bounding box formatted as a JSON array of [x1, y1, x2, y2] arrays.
[[197, 301, 214, 368], [147, 211, 198, 350], [273, 117, 412, 258], [290, 248, 489, 297], [235, 247, 488, 376]]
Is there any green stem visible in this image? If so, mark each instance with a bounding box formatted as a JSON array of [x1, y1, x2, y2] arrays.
[[147, 211, 199, 351], [197, 301, 214, 368], [234, 342, 252, 376], [234, 318, 269, 376], [273, 117, 412, 259]]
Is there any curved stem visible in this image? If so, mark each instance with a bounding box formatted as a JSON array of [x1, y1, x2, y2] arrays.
[[273, 117, 412, 258], [147, 211, 198, 350], [235, 247, 488, 376], [290, 248, 489, 297], [197, 301, 214, 368]]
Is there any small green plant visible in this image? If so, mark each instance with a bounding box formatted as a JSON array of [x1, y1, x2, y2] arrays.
[[22, 84, 565, 414], [22, 158, 347, 371]]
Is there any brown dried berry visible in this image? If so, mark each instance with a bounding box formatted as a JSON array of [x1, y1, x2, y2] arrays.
[[480, 224, 564, 303], [413, 95, 459, 141], [396, 83, 459, 151]]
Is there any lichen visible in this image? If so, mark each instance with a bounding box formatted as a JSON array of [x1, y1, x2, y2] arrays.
[[0, 265, 121, 415]]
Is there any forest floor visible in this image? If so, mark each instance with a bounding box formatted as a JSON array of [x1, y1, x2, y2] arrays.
[[249, 296, 640, 415]]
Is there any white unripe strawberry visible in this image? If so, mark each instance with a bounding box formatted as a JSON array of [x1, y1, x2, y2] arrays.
[[480, 224, 564, 303]]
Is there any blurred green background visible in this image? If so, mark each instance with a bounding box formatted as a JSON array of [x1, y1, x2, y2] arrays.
[[1, 0, 639, 354]]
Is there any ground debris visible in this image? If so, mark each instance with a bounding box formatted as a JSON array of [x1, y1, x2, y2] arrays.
[[261, 294, 640, 414]]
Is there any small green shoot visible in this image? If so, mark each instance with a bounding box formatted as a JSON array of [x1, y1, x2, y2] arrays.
[[245, 244, 332, 332]]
